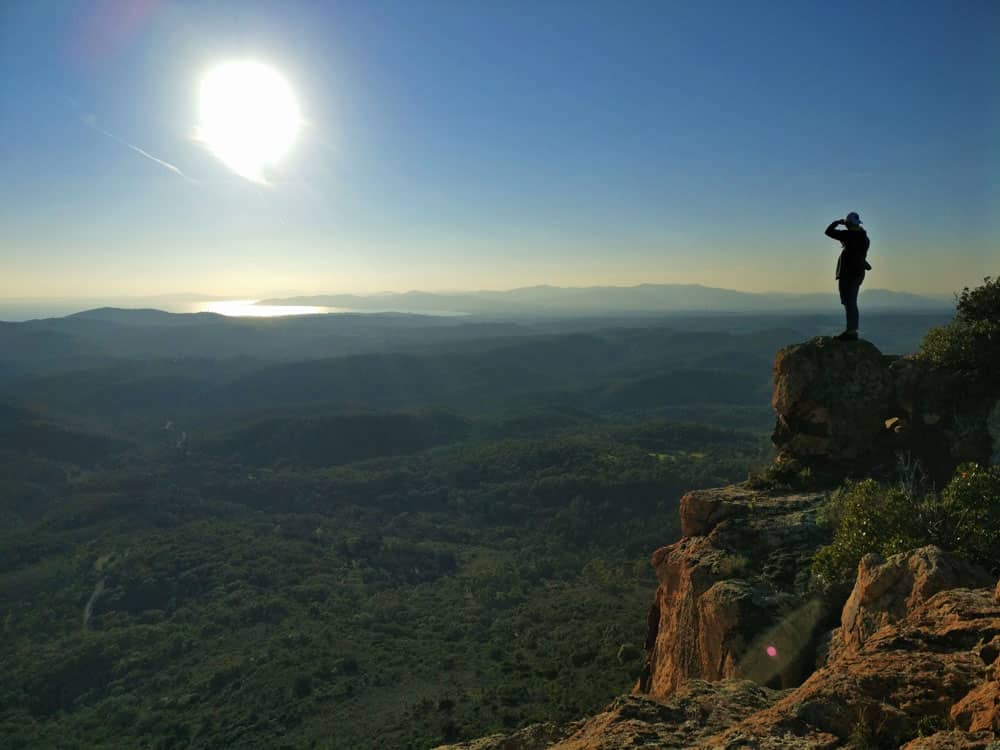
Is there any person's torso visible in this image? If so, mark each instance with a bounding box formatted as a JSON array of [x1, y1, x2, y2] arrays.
[[837, 230, 870, 276]]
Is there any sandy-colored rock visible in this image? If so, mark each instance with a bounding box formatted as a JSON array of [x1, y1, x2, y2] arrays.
[[641, 487, 829, 698], [436, 680, 789, 750], [841, 545, 995, 654], [900, 730, 1000, 749], [710, 581, 1000, 748], [432, 721, 581, 750], [952, 680, 1000, 733]]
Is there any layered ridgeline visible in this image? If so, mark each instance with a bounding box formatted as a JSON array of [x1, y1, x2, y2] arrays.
[[439, 281, 1000, 749], [257, 284, 950, 317]]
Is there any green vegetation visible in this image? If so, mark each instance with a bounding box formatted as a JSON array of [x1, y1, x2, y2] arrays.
[[0, 413, 759, 749], [0, 310, 952, 748], [812, 463, 1000, 592], [919, 276, 1000, 383], [745, 455, 815, 491]]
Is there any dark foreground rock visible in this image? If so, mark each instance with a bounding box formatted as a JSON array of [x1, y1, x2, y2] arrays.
[[771, 337, 893, 468], [771, 336, 998, 482]]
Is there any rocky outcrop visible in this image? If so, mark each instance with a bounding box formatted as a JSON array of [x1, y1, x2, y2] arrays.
[[440, 336, 1000, 750], [639, 486, 830, 697], [771, 337, 998, 481], [434, 680, 788, 750], [952, 679, 1000, 734], [839, 545, 995, 656], [433, 721, 581, 750], [710, 550, 1000, 748], [900, 731, 1000, 749], [772, 337, 893, 466], [440, 561, 999, 748]]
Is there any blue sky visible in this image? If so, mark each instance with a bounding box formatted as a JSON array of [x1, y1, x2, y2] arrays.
[[1, 0, 996, 298]]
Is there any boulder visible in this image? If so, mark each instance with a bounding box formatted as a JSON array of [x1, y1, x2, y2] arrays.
[[840, 546, 995, 654], [771, 337, 893, 467], [771, 337, 998, 481]]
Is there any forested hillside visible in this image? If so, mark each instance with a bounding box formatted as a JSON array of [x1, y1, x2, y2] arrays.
[[0, 310, 946, 748]]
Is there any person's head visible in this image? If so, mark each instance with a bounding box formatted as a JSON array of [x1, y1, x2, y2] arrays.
[[845, 211, 863, 228]]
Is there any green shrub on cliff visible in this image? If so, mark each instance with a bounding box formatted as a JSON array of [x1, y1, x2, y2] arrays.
[[919, 276, 1000, 382], [745, 456, 815, 491], [813, 463, 1000, 591]]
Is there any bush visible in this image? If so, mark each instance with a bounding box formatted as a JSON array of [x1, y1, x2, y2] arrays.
[[918, 277, 1000, 382], [746, 456, 814, 491], [812, 463, 1000, 591]]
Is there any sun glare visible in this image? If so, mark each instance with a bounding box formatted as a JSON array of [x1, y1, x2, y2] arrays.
[[197, 61, 301, 183]]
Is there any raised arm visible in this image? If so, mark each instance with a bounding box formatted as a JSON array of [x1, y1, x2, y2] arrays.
[[825, 219, 845, 240]]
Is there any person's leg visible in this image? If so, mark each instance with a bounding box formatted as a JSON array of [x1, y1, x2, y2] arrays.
[[845, 278, 860, 331], [837, 276, 860, 340], [838, 277, 852, 330]]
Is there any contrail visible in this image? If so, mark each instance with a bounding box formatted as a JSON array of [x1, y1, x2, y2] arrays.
[[82, 114, 196, 182]]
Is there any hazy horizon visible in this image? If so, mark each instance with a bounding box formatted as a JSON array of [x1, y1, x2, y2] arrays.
[[0, 280, 956, 323], [0, 279, 962, 304]]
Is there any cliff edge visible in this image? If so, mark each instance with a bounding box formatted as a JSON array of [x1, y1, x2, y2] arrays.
[[437, 337, 1000, 749]]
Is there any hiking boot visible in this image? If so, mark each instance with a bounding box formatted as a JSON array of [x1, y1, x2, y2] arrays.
[[834, 330, 859, 341]]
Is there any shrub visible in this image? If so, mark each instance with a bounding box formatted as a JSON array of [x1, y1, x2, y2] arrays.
[[746, 456, 814, 491], [812, 463, 1000, 591], [918, 277, 1000, 382], [937, 463, 1000, 566]]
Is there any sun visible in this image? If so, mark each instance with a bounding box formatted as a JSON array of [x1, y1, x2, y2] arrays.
[[197, 61, 301, 183]]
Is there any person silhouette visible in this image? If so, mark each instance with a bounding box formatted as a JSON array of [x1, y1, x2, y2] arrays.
[[825, 211, 870, 341]]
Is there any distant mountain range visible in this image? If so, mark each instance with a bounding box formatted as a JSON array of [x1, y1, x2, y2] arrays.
[[259, 284, 952, 316]]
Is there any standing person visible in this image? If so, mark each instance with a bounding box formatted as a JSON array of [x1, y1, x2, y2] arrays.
[[825, 211, 870, 341]]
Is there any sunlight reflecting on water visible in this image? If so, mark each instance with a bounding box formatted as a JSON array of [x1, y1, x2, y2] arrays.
[[193, 300, 470, 318], [198, 299, 344, 317]]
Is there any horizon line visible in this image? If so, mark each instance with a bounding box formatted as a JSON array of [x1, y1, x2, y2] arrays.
[[0, 282, 958, 303]]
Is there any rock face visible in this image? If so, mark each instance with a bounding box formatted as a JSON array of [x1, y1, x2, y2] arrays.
[[639, 486, 830, 697], [839, 545, 996, 656], [433, 680, 788, 750], [771, 337, 998, 481], [772, 337, 893, 466], [706, 548, 1000, 749], [439, 558, 1000, 748]]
